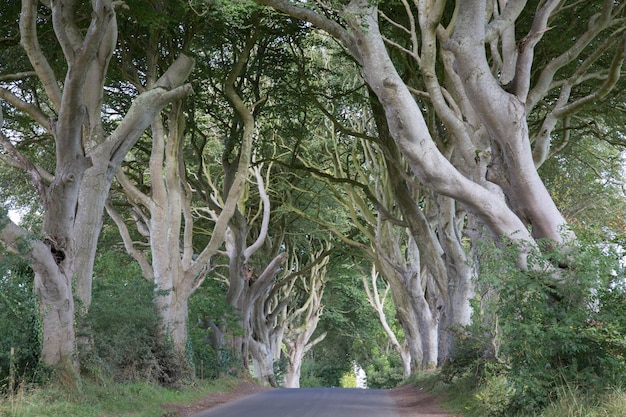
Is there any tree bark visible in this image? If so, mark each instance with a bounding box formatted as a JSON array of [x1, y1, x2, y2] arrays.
[[361, 265, 411, 378], [0, 1, 194, 386], [283, 245, 329, 387]]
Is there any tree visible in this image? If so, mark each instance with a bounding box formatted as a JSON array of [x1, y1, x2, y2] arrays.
[[247, 1, 626, 375], [360, 264, 411, 379], [282, 241, 330, 388], [251, 0, 626, 262], [0, 0, 193, 385]]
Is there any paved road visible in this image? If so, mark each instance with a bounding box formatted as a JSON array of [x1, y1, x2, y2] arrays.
[[190, 388, 399, 417]]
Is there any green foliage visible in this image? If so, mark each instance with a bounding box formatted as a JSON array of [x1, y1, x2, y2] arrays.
[[0, 207, 8, 229], [85, 252, 162, 383], [364, 349, 404, 389], [0, 376, 241, 417], [0, 254, 45, 391], [301, 259, 375, 386], [298, 352, 350, 388], [472, 369, 515, 417], [538, 386, 626, 417], [189, 0, 260, 28], [300, 257, 407, 388], [188, 278, 243, 379], [443, 238, 626, 415], [87, 250, 199, 386], [540, 136, 626, 237], [298, 358, 327, 388], [340, 370, 357, 388]]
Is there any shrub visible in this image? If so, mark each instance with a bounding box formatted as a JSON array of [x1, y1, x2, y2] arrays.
[[86, 252, 162, 382], [474, 371, 515, 417], [188, 278, 243, 379], [0, 254, 45, 390], [364, 350, 404, 388], [445, 238, 626, 415]]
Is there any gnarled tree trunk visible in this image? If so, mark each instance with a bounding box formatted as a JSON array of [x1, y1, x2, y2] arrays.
[[1, 1, 193, 387]]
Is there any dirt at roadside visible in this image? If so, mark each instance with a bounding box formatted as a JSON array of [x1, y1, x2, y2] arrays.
[[163, 382, 456, 417], [389, 384, 458, 417], [162, 381, 271, 417]]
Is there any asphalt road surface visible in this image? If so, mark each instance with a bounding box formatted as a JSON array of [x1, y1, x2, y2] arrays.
[[190, 387, 400, 417]]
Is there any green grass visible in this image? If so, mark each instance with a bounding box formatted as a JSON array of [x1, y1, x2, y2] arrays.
[[0, 376, 241, 417], [538, 386, 626, 417], [406, 372, 626, 417]]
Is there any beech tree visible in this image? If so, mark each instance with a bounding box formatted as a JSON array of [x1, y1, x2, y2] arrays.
[[247, 1, 626, 375], [251, 0, 626, 264], [282, 241, 330, 388], [289, 129, 448, 371], [360, 264, 411, 379], [0, 0, 193, 384], [104, 7, 256, 373]]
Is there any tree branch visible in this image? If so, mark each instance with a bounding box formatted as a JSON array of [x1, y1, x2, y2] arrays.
[[0, 87, 53, 131], [527, 0, 617, 110], [0, 129, 48, 203], [19, 0, 62, 109], [107, 54, 195, 167], [252, 0, 359, 62], [507, 0, 561, 101], [104, 201, 154, 281], [244, 165, 271, 260]]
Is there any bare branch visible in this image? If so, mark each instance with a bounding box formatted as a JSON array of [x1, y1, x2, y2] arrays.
[[114, 170, 152, 209], [508, 0, 561, 101], [252, 0, 359, 62], [19, 0, 62, 109], [244, 165, 271, 260], [527, 0, 617, 109], [104, 201, 154, 281], [101, 43, 190, 168], [190, 27, 258, 276], [0, 129, 48, 203], [0, 72, 37, 81], [0, 87, 53, 131]]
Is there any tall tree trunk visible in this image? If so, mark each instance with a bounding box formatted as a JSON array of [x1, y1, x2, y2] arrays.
[[109, 92, 247, 382], [244, 253, 288, 387], [283, 245, 329, 387], [1, 1, 193, 388], [361, 265, 411, 378]]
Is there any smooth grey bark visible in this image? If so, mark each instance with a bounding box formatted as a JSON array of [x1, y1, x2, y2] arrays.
[[253, 0, 626, 374], [361, 265, 411, 378], [283, 244, 329, 388], [0, 1, 193, 385], [220, 163, 288, 386], [374, 221, 441, 370], [249, 0, 626, 265], [371, 95, 468, 366], [247, 253, 288, 387], [108, 81, 250, 357]]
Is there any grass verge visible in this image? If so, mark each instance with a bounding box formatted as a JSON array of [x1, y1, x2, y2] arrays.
[[0, 376, 241, 417], [407, 372, 626, 417]]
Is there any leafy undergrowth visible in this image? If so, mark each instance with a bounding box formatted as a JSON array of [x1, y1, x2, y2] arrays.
[[0, 376, 241, 417], [409, 372, 626, 417]]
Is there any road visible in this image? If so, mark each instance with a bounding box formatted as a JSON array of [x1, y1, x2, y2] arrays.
[[190, 387, 399, 417]]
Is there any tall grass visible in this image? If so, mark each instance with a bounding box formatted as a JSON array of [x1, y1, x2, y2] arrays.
[[539, 387, 626, 417], [0, 376, 241, 417], [409, 372, 626, 417]]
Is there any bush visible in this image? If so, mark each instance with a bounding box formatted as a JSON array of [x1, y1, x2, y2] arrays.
[[474, 370, 515, 417], [188, 278, 243, 379], [445, 239, 626, 415], [85, 252, 162, 383], [0, 254, 45, 390], [364, 350, 404, 389]]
